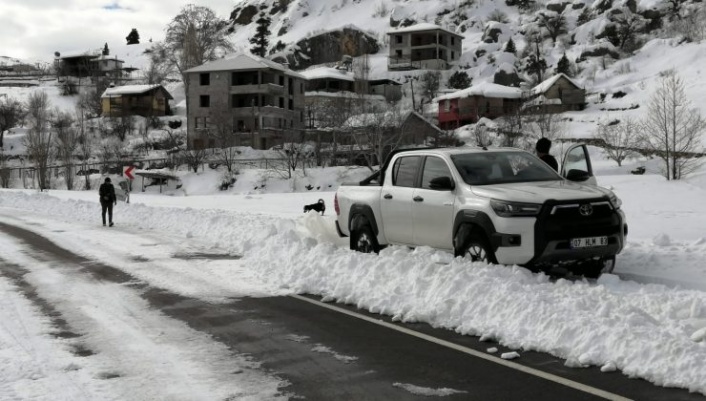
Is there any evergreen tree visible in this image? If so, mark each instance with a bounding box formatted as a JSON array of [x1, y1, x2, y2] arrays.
[[524, 54, 547, 83], [556, 53, 571, 76], [250, 17, 271, 57], [447, 71, 472, 89], [504, 37, 516, 54], [102, 43, 109, 56], [126, 28, 140, 45]]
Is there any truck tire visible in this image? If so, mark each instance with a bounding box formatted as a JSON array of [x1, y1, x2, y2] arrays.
[[584, 256, 615, 279], [351, 225, 380, 254], [461, 232, 497, 264]]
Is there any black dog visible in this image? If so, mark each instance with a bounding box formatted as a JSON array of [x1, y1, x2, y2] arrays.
[[304, 199, 326, 215]]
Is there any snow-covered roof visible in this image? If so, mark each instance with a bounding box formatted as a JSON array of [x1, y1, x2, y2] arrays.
[[437, 82, 523, 101], [531, 73, 581, 95], [300, 67, 355, 82], [388, 23, 462, 38], [59, 50, 101, 59], [185, 54, 305, 79], [90, 55, 124, 63], [101, 84, 172, 99], [407, 110, 444, 134]]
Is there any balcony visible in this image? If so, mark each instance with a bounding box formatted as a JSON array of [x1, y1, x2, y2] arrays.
[[230, 83, 284, 95]]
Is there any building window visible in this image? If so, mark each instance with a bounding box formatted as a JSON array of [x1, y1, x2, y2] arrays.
[[195, 117, 211, 129], [451, 51, 455, 60], [200, 73, 210, 86], [451, 37, 455, 46], [444, 100, 450, 112], [289, 99, 293, 110], [288, 78, 293, 95], [396, 49, 402, 58], [396, 35, 403, 44], [199, 95, 210, 108]]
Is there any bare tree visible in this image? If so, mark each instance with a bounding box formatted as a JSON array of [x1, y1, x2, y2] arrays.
[[419, 71, 441, 105], [110, 114, 134, 142], [52, 110, 78, 189], [181, 148, 209, 173], [526, 106, 565, 144], [537, 11, 567, 44], [595, 118, 639, 166], [641, 71, 705, 180], [0, 149, 10, 188], [349, 103, 406, 170], [24, 91, 53, 190], [159, 4, 234, 112], [497, 108, 527, 147], [611, 8, 645, 51], [210, 107, 239, 174], [0, 96, 25, 148]]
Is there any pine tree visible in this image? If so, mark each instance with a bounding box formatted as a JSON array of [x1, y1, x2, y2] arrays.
[[126, 28, 140, 45], [556, 53, 571, 76], [102, 43, 109, 56], [447, 71, 472, 89], [504, 38, 516, 54], [250, 17, 271, 57]]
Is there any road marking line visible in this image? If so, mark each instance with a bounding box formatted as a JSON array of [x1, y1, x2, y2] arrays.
[[290, 294, 633, 401]]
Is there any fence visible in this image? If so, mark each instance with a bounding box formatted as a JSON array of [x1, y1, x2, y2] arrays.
[[0, 156, 293, 189]]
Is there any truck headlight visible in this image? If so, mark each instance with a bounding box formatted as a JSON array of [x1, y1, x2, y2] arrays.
[[490, 199, 542, 217], [609, 193, 622, 210]]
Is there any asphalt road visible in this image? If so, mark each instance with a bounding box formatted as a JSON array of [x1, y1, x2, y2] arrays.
[[0, 221, 704, 401]]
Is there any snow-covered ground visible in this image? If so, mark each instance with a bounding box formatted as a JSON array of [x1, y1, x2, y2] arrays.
[[2, 148, 706, 398]]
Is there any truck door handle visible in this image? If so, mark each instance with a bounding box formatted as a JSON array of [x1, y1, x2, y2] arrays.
[[413, 196, 424, 202], [383, 194, 393, 199]]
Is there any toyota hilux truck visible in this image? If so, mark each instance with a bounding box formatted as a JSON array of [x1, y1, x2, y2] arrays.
[[334, 145, 628, 278]]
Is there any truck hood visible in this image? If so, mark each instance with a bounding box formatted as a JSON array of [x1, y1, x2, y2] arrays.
[[470, 180, 612, 203]]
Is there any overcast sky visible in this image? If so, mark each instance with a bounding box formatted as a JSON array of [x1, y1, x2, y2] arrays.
[[0, 0, 238, 62]]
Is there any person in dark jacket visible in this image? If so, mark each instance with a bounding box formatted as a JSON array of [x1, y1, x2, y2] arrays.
[[536, 137, 559, 172], [99, 177, 117, 227]]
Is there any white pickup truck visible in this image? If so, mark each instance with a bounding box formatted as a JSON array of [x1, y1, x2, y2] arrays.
[[334, 145, 628, 278]]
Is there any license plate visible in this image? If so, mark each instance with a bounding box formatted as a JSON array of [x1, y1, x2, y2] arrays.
[[570, 236, 608, 248]]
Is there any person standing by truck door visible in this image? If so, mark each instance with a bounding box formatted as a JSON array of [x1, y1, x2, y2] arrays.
[[99, 177, 117, 227], [536, 137, 558, 172]]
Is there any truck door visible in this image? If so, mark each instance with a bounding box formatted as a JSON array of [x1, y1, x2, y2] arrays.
[[380, 155, 420, 245], [412, 156, 456, 250], [561, 144, 597, 186]]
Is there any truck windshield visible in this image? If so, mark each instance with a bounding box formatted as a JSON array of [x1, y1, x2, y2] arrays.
[[451, 151, 561, 185]]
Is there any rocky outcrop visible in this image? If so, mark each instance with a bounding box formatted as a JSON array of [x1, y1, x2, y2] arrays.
[[230, 5, 259, 26], [274, 27, 380, 69]]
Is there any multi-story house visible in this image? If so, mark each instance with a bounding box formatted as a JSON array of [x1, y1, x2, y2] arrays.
[[387, 23, 463, 71], [100, 84, 172, 117], [300, 66, 402, 129], [185, 54, 307, 150], [437, 82, 523, 129]]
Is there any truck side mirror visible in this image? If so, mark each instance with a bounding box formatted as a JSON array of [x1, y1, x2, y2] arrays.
[[429, 176, 455, 191], [565, 169, 590, 182]]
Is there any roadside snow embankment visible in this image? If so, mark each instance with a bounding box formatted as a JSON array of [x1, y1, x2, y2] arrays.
[[1, 190, 706, 395]]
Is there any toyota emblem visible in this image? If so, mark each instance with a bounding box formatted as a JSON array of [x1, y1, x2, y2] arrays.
[[579, 204, 593, 216]]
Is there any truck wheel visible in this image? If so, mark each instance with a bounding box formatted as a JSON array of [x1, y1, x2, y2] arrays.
[[351, 225, 380, 254], [462, 233, 497, 264], [584, 257, 615, 279]]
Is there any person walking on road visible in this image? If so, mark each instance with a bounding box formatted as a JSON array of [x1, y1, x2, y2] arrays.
[[99, 177, 117, 227], [536, 137, 559, 172]]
